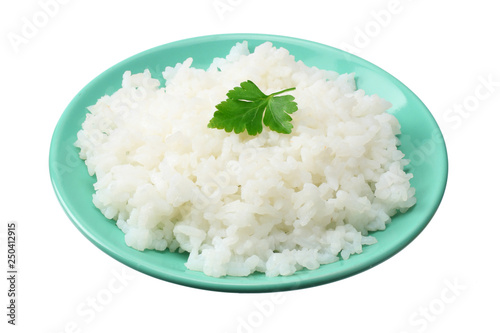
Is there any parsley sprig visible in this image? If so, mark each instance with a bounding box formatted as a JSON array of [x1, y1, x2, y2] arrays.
[[207, 80, 298, 135]]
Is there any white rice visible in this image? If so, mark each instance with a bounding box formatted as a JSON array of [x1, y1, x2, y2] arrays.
[[75, 41, 416, 277]]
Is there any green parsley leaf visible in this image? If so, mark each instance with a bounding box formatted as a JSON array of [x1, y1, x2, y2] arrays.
[[207, 80, 298, 135]]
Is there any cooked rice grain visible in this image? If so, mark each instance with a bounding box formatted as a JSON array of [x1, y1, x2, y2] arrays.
[[75, 42, 416, 277]]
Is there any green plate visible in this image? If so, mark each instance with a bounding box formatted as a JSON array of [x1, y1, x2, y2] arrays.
[[49, 34, 448, 292]]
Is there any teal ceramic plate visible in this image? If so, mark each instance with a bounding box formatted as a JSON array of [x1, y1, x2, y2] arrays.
[[49, 34, 448, 292]]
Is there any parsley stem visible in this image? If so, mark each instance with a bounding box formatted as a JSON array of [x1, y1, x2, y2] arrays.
[[269, 87, 296, 97]]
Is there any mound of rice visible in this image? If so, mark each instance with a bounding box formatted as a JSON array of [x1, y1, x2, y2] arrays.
[[75, 41, 416, 277]]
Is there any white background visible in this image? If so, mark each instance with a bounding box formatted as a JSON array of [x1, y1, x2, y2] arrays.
[[1, 0, 499, 332]]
